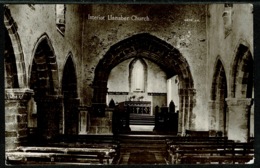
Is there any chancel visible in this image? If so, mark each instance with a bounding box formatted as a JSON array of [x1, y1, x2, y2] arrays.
[[4, 3, 254, 165]]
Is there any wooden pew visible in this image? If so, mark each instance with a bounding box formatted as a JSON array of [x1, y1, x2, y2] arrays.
[[166, 136, 229, 143], [167, 142, 254, 164], [178, 155, 254, 164], [6, 146, 119, 165], [165, 136, 233, 154]]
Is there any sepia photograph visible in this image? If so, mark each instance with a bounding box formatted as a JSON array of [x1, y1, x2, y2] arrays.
[[4, 3, 254, 165]]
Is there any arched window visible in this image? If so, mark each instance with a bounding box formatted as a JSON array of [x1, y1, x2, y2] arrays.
[[56, 4, 66, 36], [129, 58, 147, 92]]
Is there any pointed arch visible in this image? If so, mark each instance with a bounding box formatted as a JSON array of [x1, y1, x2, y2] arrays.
[[29, 33, 61, 140], [230, 44, 253, 98], [62, 52, 79, 135], [4, 7, 27, 88], [210, 57, 228, 136], [29, 33, 59, 96], [62, 53, 78, 98], [226, 42, 254, 142], [93, 33, 195, 132]]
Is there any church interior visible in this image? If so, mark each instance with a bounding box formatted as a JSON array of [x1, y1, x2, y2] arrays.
[[4, 3, 254, 165]]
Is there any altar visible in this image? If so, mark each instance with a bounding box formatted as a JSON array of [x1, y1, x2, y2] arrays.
[[124, 101, 151, 115]]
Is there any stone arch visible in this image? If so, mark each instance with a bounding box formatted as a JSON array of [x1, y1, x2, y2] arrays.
[[226, 43, 254, 142], [62, 53, 79, 135], [209, 57, 228, 136], [93, 33, 195, 132], [30, 33, 59, 96], [230, 44, 253, 98], [4, 7, 27, 88], [129, 58, 148, 93], [29, 33, 62, 140], [4, 27, 19, 88]]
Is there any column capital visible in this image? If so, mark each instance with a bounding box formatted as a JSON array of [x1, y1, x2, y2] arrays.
[[225, 98, 253, 106], [5, 88, 33, 100]]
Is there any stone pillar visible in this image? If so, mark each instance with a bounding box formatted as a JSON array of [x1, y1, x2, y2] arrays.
[[92, 82, 108, 116], [208, 100, 224, 136], [35, 95, 63, 141], [226, 98, 253, 142], [89, 108, 113, 135], [5, 89, 33, 151], [208, 100, 217, 136], [178, 88, 196, 135], [78, 106, 90, 134], [64, 98, 80, 135]]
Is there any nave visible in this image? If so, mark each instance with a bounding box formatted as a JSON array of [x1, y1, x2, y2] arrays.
[[4, 4, 254, 165]]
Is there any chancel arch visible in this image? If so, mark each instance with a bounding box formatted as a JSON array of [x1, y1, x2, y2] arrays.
[[226, 43, 254, 142], [29, 34, 62, 141], [93, 33, 195, 134], [62, 53, 79, 135], [209, 58, 227, 137]]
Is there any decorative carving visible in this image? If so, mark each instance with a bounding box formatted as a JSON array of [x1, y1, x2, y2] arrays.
[[124, 101, 151, 114]]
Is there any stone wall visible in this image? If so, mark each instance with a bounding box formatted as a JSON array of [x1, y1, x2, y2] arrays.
[[207, 4, 253, 141], [7, 4, 83, 91], [5, 4, 84, 144], [107, 57, 167, 112], [5, 4, 253, 139], [82, 4, 207, 130], [207, 4, 253, 94]]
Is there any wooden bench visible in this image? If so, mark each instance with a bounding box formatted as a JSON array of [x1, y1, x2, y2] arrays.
[[6, 146, 119, 165], [178, 155, 254, 164], [165, 136, 233, 152], [166, 142, 254, 164], [166, 136, 229, 143]]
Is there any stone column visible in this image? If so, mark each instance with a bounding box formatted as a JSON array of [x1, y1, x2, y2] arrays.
[[64, 98, 80, 135], [178, 88, 196, 135], [78, 106, 90, 134], [89, 108, 113, 135], [35, 95, 63, 141], [208, 100, 217, 136], [226, 98, 253, 142], [5, 89, 33, 151]]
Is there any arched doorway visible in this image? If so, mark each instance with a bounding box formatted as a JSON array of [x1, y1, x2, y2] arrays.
[[209, 58, 227, 137], [62, 54, 79, 135], [29, 34, 62, 141], [92, 33, 195, 134], [227, 43, 254, 142]]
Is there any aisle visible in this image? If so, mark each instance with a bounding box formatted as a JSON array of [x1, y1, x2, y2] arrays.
[[117, 132, 172, 165]]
